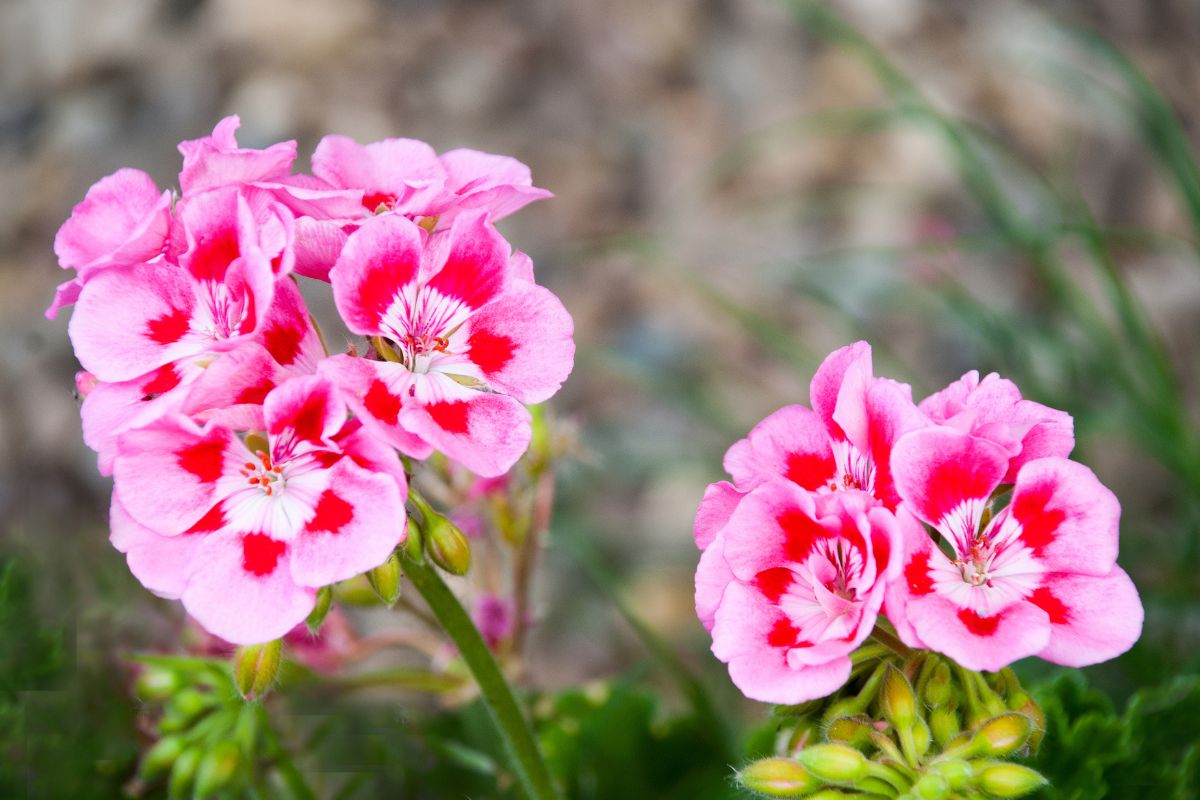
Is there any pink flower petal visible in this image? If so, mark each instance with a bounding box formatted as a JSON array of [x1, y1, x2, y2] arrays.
[[54, 168, 171, 277], [905, 592, 1050, 672], [722, 405, 835, 493], [810, 341, 872, 441], [891, 426, 1010, 527], [694, 480, 741, 549], [178, 115, 297, 196], [110, 495, 205, 599], [422, 211, 510, 311], [400, 390, 531, 478], [1032, 567, 1143, 667], [329, 215, 424, 336]]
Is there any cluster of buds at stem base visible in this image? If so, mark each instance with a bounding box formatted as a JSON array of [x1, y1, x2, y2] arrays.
[[737, 635, 1048, 799]]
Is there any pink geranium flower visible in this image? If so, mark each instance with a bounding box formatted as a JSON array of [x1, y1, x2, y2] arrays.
[[320, 211, 573, 477], [695, 342, 925, 551], [886, 426, 1143, 671], [111, 374, 408, 644], [177, 115, 297, 197], [700, 486, 902, 704], [47, 169, 172, 319], [918, 370, 1075, 482]]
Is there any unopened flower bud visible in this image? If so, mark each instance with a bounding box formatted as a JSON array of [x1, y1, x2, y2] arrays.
[[160, 688, 213, 732], [913, 716, 932, 759], [306, 586, 333, 633], [135, 666, 181, 701], [796, 744, 869, 783], [403, 517, 422, 559], [194, 741, 240, 798], [426, 513, 471, 576], [738, 757, 823, 797], [975, 712, 1032, 757], [367, 551, 403, 606], [1019, 698, 1045, 753], [825, 716, 874, 751], [930, 706, 960, 749], [881, 666, 918, 730], [923, 662, 953, 708], [139, 736, 185, 781], [785, 719, 820, 753], [168, 746, 203, 800], [929, 759, 973, 789], [234, 640, 282, 701], [910, 772, 950, 800], [973, 762, 1048, 797]]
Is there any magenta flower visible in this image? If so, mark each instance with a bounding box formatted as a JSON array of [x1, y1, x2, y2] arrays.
[[47, 168, 172, 320], [111, 375, 408, 644], [177, 115, 297, 197], [699, 486, 902, 704], [918, 370, 1075, 482], [886, 426, 1143, 671], [320, 211, 574, 477]]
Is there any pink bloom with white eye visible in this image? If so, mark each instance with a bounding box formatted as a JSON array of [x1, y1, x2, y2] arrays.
[[694, 342, 925, 552], [320, 212, 574, 477], [699, 485, 902, 705], [178, 115, 297, 197], [886, 426, 1142, 672], [111, 374, 408, 644], [919, 370, 1074, 483], [68, 187, 292, 385], [47, 169, 172, 320]]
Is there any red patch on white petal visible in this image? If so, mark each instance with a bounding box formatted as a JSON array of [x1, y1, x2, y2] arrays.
[[468, 329, 515, 374], [364, 380, 401, 425], [786, 451, 836, 491], [957, 607, 1001, 636], [766, 617, 802, 648], [177, 437, 226, 482], [754, 567, 794, 602], [1012, 483, 1066, 554], [241, 533, 286, 576], [778, 507, 826, 562], [307, 490, 353, 534], [427, 401, 470, 434], [186, 504, 227, 534], [1029, 585, 1070, 624], [905, 552, 935, 596], [145, 308, 190, 345]]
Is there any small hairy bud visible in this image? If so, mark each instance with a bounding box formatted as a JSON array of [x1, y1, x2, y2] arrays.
[[737, 757, 823, 797], [930, 706, 961, 749], [426, 513, 472, 576], [923, 662, 954, 708], [167, 746, 203, 800], [234, 640, 282, 701], [306, 586, 333, 633], [976, 712, 1033, 757], [795, 744, 869, 783], [880, 665, 918, 730], [194, 741, 240, 798], [138, 736, 185, 781], [973, 762, 1049, 797], [135, 666, 181, 702], [825, 716, 874, 751], [367, 551, 403, 606], [910, 772, 950, 800]]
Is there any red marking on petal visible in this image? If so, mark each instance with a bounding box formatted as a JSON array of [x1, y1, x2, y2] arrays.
[[241, 533, 286, 576], [905, 552, 934, 595], [1029, 586, 1070, 625], [263, 322, 303, 366], [190, 228, 240, 281], [363, 380, 401, 425], [468, 330, 515, 374], [177, 437, 226, 482], [235, 377, 275, 405], [237, 287, 258, 335], [361, 191, 397, 212], [285, 391, 329, 444], [778, 507, 827, 563], [146, 307, 190, 345], [312, 450, 342, 469], [141, 364, 183, 397], [427, 401, 470, 434], [785, 451, 836, 491], [359, 265, 404, 326], [766, 617, 801, 648], [186, 504, 226, 534], [755, 567, 794, 603], [1012, 484, 1066, 554], [957, 608, 1001, 636], [926, 460, 997, 524], [307, 490, 354, 534]]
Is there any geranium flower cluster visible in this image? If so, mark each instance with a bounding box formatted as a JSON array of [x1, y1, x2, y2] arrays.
[[695, 342, 1142, 703], [52, 116, 574, 645]]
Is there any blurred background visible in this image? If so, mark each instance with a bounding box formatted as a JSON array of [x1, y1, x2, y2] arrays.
[[3, 0, 1200, 797]]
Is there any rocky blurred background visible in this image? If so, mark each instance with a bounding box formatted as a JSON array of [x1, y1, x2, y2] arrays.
[[3, 0, 1200, 794]]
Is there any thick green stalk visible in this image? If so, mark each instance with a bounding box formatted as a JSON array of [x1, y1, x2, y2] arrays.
[[398, 552, 560, 800]]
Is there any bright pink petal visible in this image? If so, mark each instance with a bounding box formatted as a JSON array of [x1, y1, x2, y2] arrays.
[[719, 480, 825, 581], [881, 507, 933, 649], [45, 278, 83, 320], [401, 390, 531, 478], [905, 592, 1050, 672], [288, 460, 407, 587], [462, 280, 574, 403], [695, 530, 734, 631], [311, 135, 446, 215], [1032, 568, 1143, 667], [317, 356, 433, 459], [179, 344, 283, 430], [54, 168, 171, 276], [891, 427, 1009, 527], [810, 341, 872, 440], [110, 496, 205, 599], [711, 582, 852, 704], [1008, 458, 1121, 576], [178, 115, 297, 196], [257, 277, 324, 372], [264, 374, 346, 454], [438, 148, 553, 221], [694, 480, 741, 549], [291, 217, 349, 282], [329, 214, 424, 336], [113, 415, 240, 535], [335, 420, 409, 493], [68, 263, 198, 381], [181, 530, 315, 645], [422, 211, 511, 311], [862, 378, 927, 509], [81, 364, 191, 475], [722, 405, 835, 493]]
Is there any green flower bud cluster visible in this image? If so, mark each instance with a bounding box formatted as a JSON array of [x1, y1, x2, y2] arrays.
[[131, 652, 293, 799], [409, 490, 473, 576], [738, 648, 1048, 799]]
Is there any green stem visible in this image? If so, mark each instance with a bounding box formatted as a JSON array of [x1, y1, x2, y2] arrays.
[[399, 552, 561, 800], [869, 626, 914, 659]]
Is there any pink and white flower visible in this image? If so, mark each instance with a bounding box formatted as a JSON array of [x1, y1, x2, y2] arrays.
[[320, 211, 573, 477], [111, 374, 408, 644], [919, 370, 1074, 482], [47, 169, 172, 319], [700, 486, 902, 704], [886, 426, 1142, 671]]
